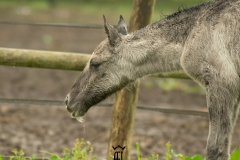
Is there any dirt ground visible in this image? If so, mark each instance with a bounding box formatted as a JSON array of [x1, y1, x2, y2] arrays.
[[0, 5, 240, 160]]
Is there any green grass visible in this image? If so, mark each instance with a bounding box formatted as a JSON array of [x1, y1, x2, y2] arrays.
[[143, 78, 206, 95], [1, 140, 240, 160], [136, 142, 240, 160], [155, 79, 206, 95], [1, 139, 96, 160]]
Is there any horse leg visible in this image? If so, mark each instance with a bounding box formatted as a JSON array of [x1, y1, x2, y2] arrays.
[[205, 70, 240, 160]]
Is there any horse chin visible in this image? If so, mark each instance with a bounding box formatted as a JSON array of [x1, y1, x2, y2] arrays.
[[69, 102, 88, 123], [70, 112, 85, 123], [75, 116, 85, 123]]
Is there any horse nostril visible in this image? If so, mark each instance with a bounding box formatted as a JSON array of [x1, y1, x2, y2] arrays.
[[65, 95, 69, 106], [65, 94, 74, 113]]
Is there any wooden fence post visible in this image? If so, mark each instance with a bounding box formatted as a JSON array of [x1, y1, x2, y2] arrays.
[[107, 1, 156, 160]]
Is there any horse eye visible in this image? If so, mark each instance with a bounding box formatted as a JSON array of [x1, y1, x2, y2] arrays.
[[90, 61, 101, 69]]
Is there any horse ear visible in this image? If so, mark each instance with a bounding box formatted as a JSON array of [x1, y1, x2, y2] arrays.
[[103, 15, 121, 46], [117, 15, 128, 35]]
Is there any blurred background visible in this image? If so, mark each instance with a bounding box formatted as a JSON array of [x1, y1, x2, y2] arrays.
[[0, 0, 239, 159]]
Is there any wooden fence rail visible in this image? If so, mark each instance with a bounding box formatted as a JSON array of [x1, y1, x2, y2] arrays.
[[0, 47, 189, 79], [0, 47, 90, 71]]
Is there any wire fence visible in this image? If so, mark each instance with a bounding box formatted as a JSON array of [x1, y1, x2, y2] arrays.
[[4, 98, 240, 122], [0, 98, 208, 118], [0, 20, 238, 120], [0, 21, 107, 29], [2, 98, 240, 121], [0, 23, 201, 122], [0, 7, 240, 160]]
